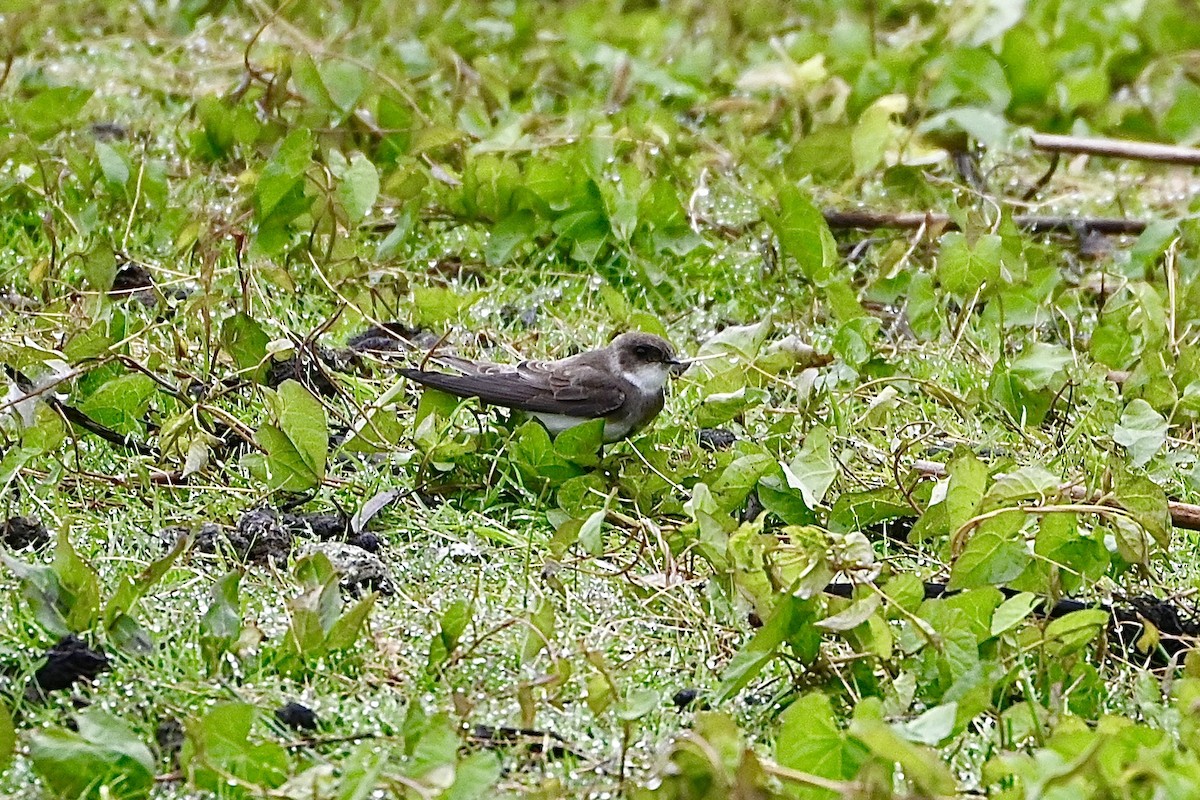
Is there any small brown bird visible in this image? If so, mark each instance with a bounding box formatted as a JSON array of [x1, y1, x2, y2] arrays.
[[400, 332, 687, 442]]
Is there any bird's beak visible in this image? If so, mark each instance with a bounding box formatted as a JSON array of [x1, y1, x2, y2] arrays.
[[667, 358, 691, 376]]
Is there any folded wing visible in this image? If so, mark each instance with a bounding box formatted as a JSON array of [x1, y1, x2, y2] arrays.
[[400, 362, 625, 418]]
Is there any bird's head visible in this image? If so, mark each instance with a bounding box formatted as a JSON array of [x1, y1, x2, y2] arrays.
[[611, 332, 687, 392]]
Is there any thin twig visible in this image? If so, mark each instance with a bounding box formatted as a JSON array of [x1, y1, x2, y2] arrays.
[[823, 210, 1147, 236], [1031, 132, 1200, 166], [909, 459, 1200, 531]]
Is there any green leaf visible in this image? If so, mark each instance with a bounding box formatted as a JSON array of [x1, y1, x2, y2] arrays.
[[220, 313, 270, 382], [577, 508, 607, 556], [446, 751, 501, 800], [510, 421, 584, 485], [0, 702, 14, 772], [103, 530, 189, 642], [896, 702, 957, 746], [277, 381, 328, 475], [780, 426, 837, 509], [96, 141, 129, 186], [754, 476, 818, 526], [485, 209, 538, 266], [711, 453, 776, 514], [411, 285, 480, 328], [586, 673, 614, 716], [0, 552, 70, 636], [945, 452, 988, 533], [82, 247, 118, 293], [427, 600, 473, 672], [764, 185, 837, 282], [340, 405, 404, 453], [256, 380, 328, 492], [1113, 399, 1168, 468], [948, 524, 1030, 590], [200, 571, 243, 670], [11, 86, 93, 140], [55, 529, 102, 633], [616, 688, 660, 722], [337, 153, 380, 224], [990, 592, 1040, 637], [829, 487, 914, 532], [1111, 457, 1171, 552], [1090, 318, 1138, 368], [64, 319, 115, 361], [851, 98, 898, 176], [29, 712, 155, 800], [899, 270, 941, 340], [981, 465, 1061, 509], [848, 714, 957, 796], [22, 403, 66, 455], [326, 592, 377, 651], [1043, 609, 1110, 655], [776, 692, 865, 791], [695, 318, 773, 361], [697, 386, 769, 427], [292, 53, 335, 111], [335, 743, 388, 800], [521, 597, 556, 663], [552, 418, 605, 467], [77, 373, 157, 436], [816, 594, 881, 632], [292, 55, 364, 116], [831, 316, 880, 369], [684, 482, 737, 571], [255, 128, 313, 219], [1001, 24, 1054, 106], [181, 703, 289, 794], [937, 232, 1002, 297], [716, 595, 815, 701], [376, 206, 416, 259], [320, 61, 366, 113], [410, 717, 463, 785], [256, 426, 318, 491], [927, 49, 1011, 111], [821, 277, 867, 321], [108, 613, 152, 656], [1009, 343, 1072, 389]]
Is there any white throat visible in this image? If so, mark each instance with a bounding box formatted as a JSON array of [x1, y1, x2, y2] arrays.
[[621, 363, 670, 393]]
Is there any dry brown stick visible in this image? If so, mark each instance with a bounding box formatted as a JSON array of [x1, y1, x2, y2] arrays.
[[908, 459, 1200, 532], [822, 210, 1147, 236], [1030, 132, 1200, 166], [370, 208, 1147, 240]]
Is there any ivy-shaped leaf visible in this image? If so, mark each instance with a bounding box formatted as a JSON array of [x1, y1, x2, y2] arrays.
[[254, 380, 328, 492]]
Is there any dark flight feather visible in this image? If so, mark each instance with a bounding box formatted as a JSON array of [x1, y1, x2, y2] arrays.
[[398, 366, 626, 418]]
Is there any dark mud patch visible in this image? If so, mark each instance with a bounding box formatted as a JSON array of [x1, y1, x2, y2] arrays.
[[275, 701, 319, 731], [31, 635, 110, 695], [2, 516, 52, 551]]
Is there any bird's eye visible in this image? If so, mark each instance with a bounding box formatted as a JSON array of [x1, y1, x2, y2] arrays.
[[634, 345, 650, 357]]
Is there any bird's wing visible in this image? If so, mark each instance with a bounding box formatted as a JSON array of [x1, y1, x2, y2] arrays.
[[424, 354, 509, 375], [400, 361, 626, 417]]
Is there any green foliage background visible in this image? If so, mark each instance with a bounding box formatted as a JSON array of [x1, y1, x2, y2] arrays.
[[3, 0, 1200, 796]]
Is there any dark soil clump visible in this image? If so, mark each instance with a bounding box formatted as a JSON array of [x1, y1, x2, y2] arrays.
[[195, 507, 377, 567], [195, 507, 293, 564], [265, 344, 348, 396], [275, 701, 319, 731], [698, 428, 738, 451], [32, 635, 110, 694], [1, 516, 51, 551]]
